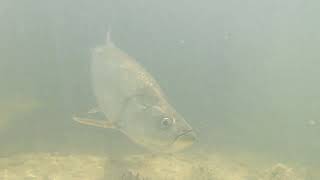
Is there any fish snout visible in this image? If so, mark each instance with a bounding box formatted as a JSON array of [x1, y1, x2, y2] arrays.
[[178, 129, 197, 143], [170, 128, 196, 152]]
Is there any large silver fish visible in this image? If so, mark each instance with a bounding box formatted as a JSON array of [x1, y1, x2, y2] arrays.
[[74, 32, 196, 152]]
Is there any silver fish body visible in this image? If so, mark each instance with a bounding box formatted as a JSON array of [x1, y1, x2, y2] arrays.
[[76, 37, 196, 152]]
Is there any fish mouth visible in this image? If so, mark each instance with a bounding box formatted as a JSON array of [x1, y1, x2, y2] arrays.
[[170, 129, 196, 150]]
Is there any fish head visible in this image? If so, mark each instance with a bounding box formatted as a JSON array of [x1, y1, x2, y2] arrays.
[[123, 98, 196, 153], [147, 105, 197, 152]]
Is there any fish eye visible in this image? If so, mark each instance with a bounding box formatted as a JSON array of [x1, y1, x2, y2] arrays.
[[161, 117, 172, 129]]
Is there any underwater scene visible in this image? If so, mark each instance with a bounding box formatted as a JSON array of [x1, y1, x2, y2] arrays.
[[0, 0, 319, 179]]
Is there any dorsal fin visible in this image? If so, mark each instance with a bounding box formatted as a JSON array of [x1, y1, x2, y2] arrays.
[[106, 30, 111, 44], [106, 27, 114, 47]]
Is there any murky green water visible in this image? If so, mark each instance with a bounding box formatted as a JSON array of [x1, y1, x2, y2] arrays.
[[0, 0, 319, 179]]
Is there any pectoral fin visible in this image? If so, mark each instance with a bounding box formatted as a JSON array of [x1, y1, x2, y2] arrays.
[[72, 108, 116, 129], [88, 107, 100, 114], [73, 116, 116, 129]]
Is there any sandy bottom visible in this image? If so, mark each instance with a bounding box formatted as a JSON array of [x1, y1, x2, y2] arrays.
[[0, 151, 311, 180]]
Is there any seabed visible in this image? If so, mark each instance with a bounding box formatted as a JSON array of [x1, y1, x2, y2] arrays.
[[0, 151, 309, 180]]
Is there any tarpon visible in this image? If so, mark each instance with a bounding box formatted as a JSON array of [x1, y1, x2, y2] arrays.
[[73, 32, 196, 152]]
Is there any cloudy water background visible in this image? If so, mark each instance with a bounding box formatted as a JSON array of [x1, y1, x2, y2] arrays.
[[0, 0, 319, 176]]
